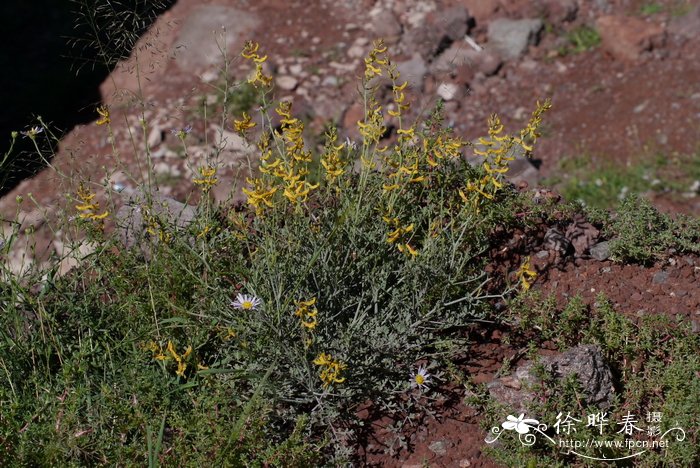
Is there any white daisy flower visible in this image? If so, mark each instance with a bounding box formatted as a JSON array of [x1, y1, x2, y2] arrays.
[[230, 293, 261, 311], [410, 365, 432, 391]]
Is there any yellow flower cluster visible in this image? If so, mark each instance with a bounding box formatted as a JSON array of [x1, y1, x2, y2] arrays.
[[142, 207, 172, 244], [313, 352, 347, 389], [517, 99, 552, 152], [233, 111, 256, 135], [294, 297, 318, 331], [193, 165, 219, 192], [364, 39, 388, 80], [241, 41, 272, 88], [246, 101, 318, 208], [357, 97, 387, 153], [75, 183, 109, 225], [96, 105, 110, 126], [242, 178, 277, 215], [320, 127, 346, 185], [516, 256, 537, 291], [424, 135, 464, 167], [383, 215, 418, 256], [147, 340, 193, 377]]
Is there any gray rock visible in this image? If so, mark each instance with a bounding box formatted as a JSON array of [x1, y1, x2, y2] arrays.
[[428, 439, 452, 456], [652, 270, 669, 284], [544, 227, 573, 254], [488, 345, 615, 412], [435, 5, 472, 42], [396, 53, 428, 91], [565, 215, 600, 257], [432, 43, 502, 78], [173, 5, 260, 72], [276, 75, 299, 91], [487, 18, 544, 60], [116, 187, 198, 256], [589, 241, 611, 261], [372, 10, 402, 43]]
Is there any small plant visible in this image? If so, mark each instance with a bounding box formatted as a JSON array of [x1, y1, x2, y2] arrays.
[[558, 25, 601, 55], [640, 3, 664, 15]]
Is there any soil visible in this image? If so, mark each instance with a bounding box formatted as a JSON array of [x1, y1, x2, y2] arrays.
[[1, 0, 699, 466]]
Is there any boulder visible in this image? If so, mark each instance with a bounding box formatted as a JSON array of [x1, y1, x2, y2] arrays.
[[487, 18, 544, 60], [488, 345, 615, 412], [596, 15, 665, 62]]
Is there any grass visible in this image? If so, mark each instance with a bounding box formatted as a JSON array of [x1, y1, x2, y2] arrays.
[[474, 292, 700, 467], [543, 148, 700, 210], [557, 25, 601, 56]]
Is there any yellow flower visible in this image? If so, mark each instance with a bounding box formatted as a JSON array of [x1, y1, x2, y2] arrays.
[[166, 341, 193, 377], [295, 297, 318, 331], [241, 41, 272, 88], [96, 105, 110, 125], [193, 165, 219, 191], [75, 183, 109, 224], [516, 257, 537, 291], [242, 178, 277, 214], [313, 352, 347, 388], [233, 112, 256, 134]]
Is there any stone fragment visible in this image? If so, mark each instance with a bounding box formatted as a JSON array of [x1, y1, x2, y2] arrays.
[[565, 215, 600, 257], [460, 0, 500, 22], [596, 15, 665, 62], [488, 345, 614, 412], [432, 43, 502, 79], [372, 10, 402, 44], [652, 270, 669, 284], [428, 439, 452, 456], [589, 241, 611, 261], [172, 5, 260, 72], [487, 18, 544, 60], [276, 75, 299, 91], [544, 227, 573, 255], [396, 53, 428, 91]]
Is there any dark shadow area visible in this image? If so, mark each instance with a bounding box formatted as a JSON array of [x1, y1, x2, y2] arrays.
[[0, 0, 177, 197]]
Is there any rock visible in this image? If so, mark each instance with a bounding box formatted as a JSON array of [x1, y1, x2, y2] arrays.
[[565, 215, 600, 257], [372, 10, 402, 44], [172, 5, 260, 72], [342, 103, 365, 141], [488, 345, 614, 412], [432, 43, 502, 78], [460, 0, 500, 23], [539, 0, 579, 23], [116, 186, 198, 256], [669, 5, 700, 40], [652, 270, 669, 284], [544, 227, 573, 255], [147, 125, 164, 148], [428, 439, 452, 456], [596, 15, 665, 62], [487, 18, 544, 60], [153, 162, 182, 178], [589, 241, 611, 261], [276, 75, 299, 91], [437, 82, 460, 101], [434, 5, 472, 42], [396, 53, 428, 91], [403, 5, 471, 59], [506, 154, 540, 188]]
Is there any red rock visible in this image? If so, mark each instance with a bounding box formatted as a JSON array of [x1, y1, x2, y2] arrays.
[[596, 15, 665, 62]]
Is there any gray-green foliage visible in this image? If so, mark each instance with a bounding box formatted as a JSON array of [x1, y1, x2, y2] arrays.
[[606, 194, 700, 263]]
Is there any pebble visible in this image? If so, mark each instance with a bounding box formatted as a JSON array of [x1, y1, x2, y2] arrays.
[[652, 270, 669, 284], [276, 75, 299, 91]]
